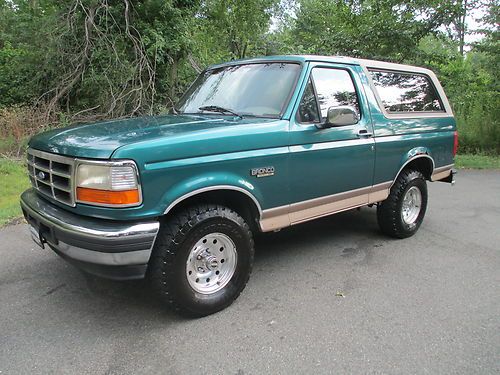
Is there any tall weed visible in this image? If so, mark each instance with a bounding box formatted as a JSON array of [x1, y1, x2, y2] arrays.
[[0, 104, 59, 158]]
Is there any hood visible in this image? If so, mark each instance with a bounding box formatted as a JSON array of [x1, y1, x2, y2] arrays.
[[29, 114, 267, 159]]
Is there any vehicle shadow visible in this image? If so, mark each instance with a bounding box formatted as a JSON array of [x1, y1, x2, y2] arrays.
[[42, 206, 385, 322], [254, 206, 382, 260]]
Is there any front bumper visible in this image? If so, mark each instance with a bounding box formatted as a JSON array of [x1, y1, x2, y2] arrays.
[[20, 189, 159, 280]]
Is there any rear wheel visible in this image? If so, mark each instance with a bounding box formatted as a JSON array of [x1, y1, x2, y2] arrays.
[[149, 204, 254, 317], [377, 169, 428, 238]]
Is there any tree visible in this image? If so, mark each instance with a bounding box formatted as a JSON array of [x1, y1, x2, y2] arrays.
[[0, 0, 498, 155], [287, 0, 460, 62], [193, 0, 279, 62], [0, 0, 201, 117]]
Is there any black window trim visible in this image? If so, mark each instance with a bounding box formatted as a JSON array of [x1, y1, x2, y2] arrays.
[[296, 65, 363, 125], [294, 76, 322, 125], [368, 68, 446, 114], [310, 75, 323, 123]]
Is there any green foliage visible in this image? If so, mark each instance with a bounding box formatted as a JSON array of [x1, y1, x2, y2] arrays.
[[0, 0, 498, 155], [290, 0, 459, 61], [192, 0, 280, 64], [451, 62, 499, 155], [1, 0, 202, 116], [0, 1, 58, 106], [419, 42, 499, 154]]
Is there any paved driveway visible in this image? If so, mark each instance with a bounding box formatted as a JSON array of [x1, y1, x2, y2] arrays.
[[1, 170, 499, 374]]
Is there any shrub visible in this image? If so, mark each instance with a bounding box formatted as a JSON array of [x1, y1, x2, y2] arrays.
[[454, 91, 500, 154], [0, 104, 59, 158]]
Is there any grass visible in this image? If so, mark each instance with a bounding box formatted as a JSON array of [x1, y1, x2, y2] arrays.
[[455, 154, 500, 169], [0, 158, 29, 226], [0, 136, 27, 158], [0, 153, 498, 227]]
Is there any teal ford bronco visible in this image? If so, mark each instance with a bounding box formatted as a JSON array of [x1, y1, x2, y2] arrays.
[[21, 55, 457, 316]]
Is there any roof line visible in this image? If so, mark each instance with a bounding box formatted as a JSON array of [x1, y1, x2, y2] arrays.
[[206, 55, 435, 75]]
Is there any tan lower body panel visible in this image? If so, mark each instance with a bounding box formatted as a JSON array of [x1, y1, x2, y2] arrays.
[[260, 182, 392, 232], [260, 163, 455, 232]]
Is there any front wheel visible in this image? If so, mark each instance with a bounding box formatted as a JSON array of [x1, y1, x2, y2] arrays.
[[149, 205, 254, 317], [377, 169, 428, 238]]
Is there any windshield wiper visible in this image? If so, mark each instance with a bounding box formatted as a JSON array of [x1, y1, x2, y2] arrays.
[[198, 105, 242, 119]]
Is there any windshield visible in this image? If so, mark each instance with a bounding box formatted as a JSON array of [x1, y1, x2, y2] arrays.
[[176, 62, 301, 118]]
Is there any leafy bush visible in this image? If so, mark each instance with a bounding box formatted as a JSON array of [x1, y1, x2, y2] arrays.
[[434, 50, 499, 154], [0, 0, 498, 156], [454, 91, 499, 154]]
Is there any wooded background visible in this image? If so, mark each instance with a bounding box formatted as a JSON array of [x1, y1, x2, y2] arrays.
[[0, 0, 498, 157]]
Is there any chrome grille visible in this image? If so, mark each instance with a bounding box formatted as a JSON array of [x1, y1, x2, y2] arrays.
[[27, 148, 76, 206]]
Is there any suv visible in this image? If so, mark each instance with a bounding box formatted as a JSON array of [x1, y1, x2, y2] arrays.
[[20, 55, 457, 316]]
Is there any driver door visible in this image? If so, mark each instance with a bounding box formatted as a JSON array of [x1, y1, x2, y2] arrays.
[[287, 63, 376, 224]]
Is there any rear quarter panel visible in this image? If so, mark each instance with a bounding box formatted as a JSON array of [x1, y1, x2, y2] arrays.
[[358, 65, 456, 184]]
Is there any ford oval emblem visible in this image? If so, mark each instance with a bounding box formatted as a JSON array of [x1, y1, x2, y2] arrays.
[[37, 171, 46, 180]]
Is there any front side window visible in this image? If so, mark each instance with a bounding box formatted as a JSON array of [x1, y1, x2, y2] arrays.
[[176, 63, 301, 118], [369, 70, 444, 113], [297, 67, 360, 123]]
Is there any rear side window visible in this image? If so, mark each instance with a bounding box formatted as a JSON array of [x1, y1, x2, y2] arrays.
[[369, 70, 444, 113]]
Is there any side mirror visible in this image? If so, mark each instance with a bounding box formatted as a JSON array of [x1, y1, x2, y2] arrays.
[[319, 106, 359, 128]]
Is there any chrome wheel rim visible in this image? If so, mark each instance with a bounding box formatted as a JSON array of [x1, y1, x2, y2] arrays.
[[186, 232, 237, 294], [401, 186, 422, 225]]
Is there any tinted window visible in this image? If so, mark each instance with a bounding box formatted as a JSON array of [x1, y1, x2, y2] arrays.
[[176, 63, 300, 118], [311, 68, 360, 121], [297, 78, 320, 123], [370, 70, 444, 112]]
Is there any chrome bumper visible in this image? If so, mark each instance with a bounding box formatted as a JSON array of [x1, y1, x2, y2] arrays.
[[20, 189, 159, 280]]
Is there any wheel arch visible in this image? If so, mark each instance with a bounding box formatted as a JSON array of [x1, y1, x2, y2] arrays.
[[391, 152, 435, 187], [163, 185, 263, 232]]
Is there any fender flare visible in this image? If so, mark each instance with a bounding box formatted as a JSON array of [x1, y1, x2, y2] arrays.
[[160, 173, 263, 217], [163, 185, 263, 217], [391, 150, 435, 188]]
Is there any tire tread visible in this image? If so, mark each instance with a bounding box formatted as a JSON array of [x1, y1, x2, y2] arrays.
[[148, 204, 254, 317], [377, 169, 427, 239]]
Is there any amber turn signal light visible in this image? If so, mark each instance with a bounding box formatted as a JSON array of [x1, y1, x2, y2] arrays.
[[76, 187, 140, 206]]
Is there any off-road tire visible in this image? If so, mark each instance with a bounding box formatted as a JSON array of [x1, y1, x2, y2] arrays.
[[149, 204, 254, 317], [377, 169, 428, 239]]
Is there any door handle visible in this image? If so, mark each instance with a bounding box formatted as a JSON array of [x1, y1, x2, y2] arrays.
[[357, 128, 373, 138]]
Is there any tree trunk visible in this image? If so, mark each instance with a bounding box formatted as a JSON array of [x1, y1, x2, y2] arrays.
[[170, 59, 178, 102], [459, 0, 468, 55]]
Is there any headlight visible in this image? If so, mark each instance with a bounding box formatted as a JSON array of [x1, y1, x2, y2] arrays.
[[75, 161, 141, 207]]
